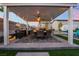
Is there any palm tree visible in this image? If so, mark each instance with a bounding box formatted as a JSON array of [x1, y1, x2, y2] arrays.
[[58, 22, 63, 31], [0, 6, 3, 12]]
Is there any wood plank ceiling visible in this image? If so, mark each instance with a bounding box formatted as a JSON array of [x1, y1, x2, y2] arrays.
[[8, 6, 69, 21]]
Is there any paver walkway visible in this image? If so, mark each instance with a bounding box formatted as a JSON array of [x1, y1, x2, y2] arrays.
[[16, 52, 49, 56]]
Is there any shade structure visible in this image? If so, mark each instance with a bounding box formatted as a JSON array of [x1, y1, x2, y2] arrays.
[[8, 6, 69, 21], [0, 3, 76, 22], [0, 3, 77, 46]]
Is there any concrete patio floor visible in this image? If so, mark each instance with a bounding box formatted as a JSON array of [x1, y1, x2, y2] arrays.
[[15, 35, 62, 43], [0, 42, 79, 50], [0, 35, 79, 50]]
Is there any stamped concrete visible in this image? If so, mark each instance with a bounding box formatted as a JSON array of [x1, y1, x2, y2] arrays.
[[16, 52, 49, 56]]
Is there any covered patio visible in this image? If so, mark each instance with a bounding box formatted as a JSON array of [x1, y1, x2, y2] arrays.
[[0, 3, 77, 48]]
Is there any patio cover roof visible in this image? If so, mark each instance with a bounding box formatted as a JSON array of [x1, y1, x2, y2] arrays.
[[0, 11, 27, 25], [3, 3, 76, 22]]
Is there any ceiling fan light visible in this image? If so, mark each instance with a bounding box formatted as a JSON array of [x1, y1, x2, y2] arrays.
[[37, 17, 40, 21]]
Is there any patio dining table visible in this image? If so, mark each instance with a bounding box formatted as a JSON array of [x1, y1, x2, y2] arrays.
[[33, 29, 52, 39]]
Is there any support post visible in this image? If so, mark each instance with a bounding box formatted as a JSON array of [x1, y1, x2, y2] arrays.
[[68, 6, 73, 45], [3, 6, 9, 46], [26, 21, 29, 35]]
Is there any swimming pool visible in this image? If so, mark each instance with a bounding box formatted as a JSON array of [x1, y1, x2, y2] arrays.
[[74, 29, 79, 38]]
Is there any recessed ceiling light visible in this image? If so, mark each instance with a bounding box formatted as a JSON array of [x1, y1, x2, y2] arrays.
[[37, 10, 40, 14]]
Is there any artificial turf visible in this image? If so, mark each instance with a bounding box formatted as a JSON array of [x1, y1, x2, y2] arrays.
[[0, 50, 17, 56], [55, 34, 79, 45], [49, 49, 79, 56], [55, 34, 68, 40], [1, 49, 79, 56]]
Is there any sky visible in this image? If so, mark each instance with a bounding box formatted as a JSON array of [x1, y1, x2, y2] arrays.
[[55, 4, 79, 20]]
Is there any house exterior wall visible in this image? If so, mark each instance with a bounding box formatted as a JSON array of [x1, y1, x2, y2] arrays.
[[9, 21, 16, 34], [52, 20, 79, 31], [0, 18, 16, 36], [0, 18, 3, 36]]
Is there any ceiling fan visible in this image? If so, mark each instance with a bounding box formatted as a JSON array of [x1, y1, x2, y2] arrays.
[[31, 10, 50, 21]]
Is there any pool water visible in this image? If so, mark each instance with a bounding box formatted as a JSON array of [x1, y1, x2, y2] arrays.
[[74, 29, 79, 38]]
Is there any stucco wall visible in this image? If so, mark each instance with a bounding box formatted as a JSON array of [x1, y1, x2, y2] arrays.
[[52, 20, 79, 31], [0, 18, 16, 36]]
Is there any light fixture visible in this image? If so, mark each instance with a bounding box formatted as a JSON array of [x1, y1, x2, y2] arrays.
[[37, 17, 40, 22], [16, 23, 21, 27], [37, 10, 40, 15]]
